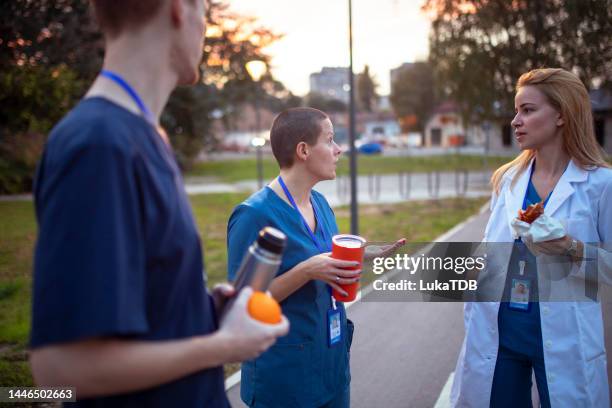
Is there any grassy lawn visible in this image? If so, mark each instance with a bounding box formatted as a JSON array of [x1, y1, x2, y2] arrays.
[[0, 193, 487, 385], [335, 198, 488, 287], [187, 154, 511, 183]]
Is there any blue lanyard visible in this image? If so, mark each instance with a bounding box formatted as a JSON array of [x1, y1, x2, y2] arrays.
[[278, 176, 337, 308], [100, 69, 155, 125], [278, 176, 328, 253]]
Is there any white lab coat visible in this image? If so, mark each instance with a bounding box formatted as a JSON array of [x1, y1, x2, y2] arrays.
[[451, 159, 612, 407]]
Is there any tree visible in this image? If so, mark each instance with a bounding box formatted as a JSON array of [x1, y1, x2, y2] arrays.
[[424, 0, 612, 123], [162, 0, 284, 168], [356, 65, 378, 112], [0, 0, 104, 80], [278, 91, 303, 110], [389, 61, 437, 132], [1, 0, 285, 185], [0, 1, 287, 190], [0, 0, 104, 137], [0, 64, 84, 137], [0, 0, 102, 192]]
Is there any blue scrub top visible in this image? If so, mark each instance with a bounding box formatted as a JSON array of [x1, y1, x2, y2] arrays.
[[227, 186, 352, 408], [498, 171, 551, 356], [31, 98, 229, 407]]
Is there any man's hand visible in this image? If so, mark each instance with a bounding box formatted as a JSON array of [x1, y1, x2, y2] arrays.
[[211, 283, 235, 320], [218, 287, 290, 362]]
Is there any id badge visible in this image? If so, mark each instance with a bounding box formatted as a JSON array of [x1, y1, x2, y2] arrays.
[[508, 278, 531, 311], [327, 309, 342, 347]]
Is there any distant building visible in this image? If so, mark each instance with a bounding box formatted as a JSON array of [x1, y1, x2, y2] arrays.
[[363, 116, 401, 141], [215, 103, 276, 152], [309, 67, 350, 103], [424, 101, 518, 151], [422, 90, 612, 155], [591, 88, 612, 154], [326, 111, 400, 148], [377, 95, 392, 112], [424, 102, 465, 148], [223, 103, 276, 134]]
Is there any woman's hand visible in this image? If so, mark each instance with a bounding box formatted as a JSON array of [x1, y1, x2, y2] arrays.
[[299, 253, 361, 296], [525, 235, 583, 261], [364, 238, 407, 261]]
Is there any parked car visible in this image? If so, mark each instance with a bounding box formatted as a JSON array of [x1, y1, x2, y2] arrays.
[[358, 142, 383, 155]]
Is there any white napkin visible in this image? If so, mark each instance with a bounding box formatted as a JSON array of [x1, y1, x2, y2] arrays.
[[510, 214, 566, 243]]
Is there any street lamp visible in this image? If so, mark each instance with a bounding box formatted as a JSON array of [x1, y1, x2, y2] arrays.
[[251, 136, 266, 189], [347, 0, 359, 234], [246, 60, 266, 82], [246, 60, 267, 189]]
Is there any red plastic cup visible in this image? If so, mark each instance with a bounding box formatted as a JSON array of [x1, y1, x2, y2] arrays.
[[331, 234, 366, 302]]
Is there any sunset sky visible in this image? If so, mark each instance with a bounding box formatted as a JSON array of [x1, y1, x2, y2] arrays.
[[229, 0, 432, 96]]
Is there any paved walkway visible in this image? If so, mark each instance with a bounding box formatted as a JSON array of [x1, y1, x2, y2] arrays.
[[1, 170, 494, 206], [188, 170, 494, 207]]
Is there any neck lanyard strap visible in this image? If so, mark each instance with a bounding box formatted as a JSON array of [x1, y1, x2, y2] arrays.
[[100, 69, 155, 125], [279, 177, 336, 309], [278, 176, 327, 252]]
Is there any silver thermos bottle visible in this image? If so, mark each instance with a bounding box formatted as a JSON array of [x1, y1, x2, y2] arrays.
[[221, 226, 287, 316]]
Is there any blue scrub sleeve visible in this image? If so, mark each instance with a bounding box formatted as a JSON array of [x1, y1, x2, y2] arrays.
[[31, 137, 148, 348], [226, 204, 268, 281]]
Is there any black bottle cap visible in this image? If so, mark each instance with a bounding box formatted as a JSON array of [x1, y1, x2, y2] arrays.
[[257, 226, 287, 254]]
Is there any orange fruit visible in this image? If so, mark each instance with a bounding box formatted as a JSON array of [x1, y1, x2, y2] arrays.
[[248, 291, 282, 324]]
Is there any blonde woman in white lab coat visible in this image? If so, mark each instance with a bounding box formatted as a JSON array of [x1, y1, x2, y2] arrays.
[[451, 68, 611, 407]]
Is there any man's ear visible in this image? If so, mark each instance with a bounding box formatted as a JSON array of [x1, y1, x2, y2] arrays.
[[295, 141, 309, 162], [170, 0, 184, 27]]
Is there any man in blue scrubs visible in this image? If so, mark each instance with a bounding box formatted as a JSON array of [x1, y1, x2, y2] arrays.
[[29, 1, 288, 405]]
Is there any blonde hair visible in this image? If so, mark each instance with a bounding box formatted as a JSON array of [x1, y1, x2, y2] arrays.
[[491, 68, 609, 194]]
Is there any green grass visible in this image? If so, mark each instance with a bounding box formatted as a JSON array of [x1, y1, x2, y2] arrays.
[[0, 194, 487, 385], [0, 200, 37, 387], [0, 201, 36, 351], [336, 154, 509, 176], [189, 193, 250, 284], [187, 154, 511, 182], [336, 198, 488, 286], [188, 158, 282, 184]]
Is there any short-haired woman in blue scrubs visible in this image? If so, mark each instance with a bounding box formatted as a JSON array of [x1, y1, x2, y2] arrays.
[[227, 107, 402, 407]]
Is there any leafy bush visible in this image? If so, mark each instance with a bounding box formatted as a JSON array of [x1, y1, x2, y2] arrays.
[[0, 132, 46, 194], [0, 65, 83, 194]]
